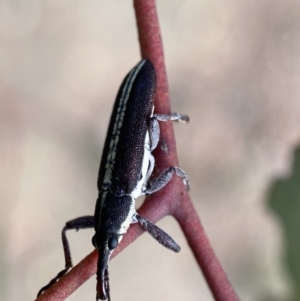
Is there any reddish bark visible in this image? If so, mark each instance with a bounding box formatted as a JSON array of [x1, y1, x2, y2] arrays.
[[36, 1, 239, 301]]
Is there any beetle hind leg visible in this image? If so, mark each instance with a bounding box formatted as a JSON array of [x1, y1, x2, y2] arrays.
[[154, 112, 189, 123]]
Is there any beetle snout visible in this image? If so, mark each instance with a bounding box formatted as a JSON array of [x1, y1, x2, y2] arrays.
[[97, 279, 107, 300], [96, 266, 110, 301]]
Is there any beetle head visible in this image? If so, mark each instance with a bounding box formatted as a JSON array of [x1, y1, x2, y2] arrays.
[[92, 192, 135, 300]]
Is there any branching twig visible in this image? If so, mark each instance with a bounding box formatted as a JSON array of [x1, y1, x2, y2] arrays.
[[35, 1, 239, 300]]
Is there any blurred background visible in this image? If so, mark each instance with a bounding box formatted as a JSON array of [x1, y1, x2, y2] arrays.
[[1, 1, 300, 300]]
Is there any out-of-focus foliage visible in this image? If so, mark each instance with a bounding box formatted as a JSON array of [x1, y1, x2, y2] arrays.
[[269, 147, 300, 301]]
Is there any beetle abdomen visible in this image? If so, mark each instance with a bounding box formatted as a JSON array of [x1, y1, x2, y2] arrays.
[[97, 60, 156, 195]]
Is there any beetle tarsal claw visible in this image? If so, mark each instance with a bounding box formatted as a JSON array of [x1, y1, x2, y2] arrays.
[[37, 267, 71, 297]]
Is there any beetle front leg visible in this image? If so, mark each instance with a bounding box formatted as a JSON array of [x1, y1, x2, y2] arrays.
[[136, 214, 180, 252], [37, 215, 94, 297]]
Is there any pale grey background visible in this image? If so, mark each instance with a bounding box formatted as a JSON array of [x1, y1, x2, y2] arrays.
[[1, 1, 300, 301]]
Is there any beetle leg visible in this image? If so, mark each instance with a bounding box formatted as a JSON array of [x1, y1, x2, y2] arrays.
[[135, 214, 180, 252], [153, 113, 189, 123], [149, 117, 160, 151], [144, 167, 189, 195], [37, 215, 94, 297]]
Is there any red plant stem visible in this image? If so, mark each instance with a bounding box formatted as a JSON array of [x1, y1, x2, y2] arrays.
[[35, 1, 240, 300], [174, 199, 240, 301], [134, 0, 180, 173], [135, 1, 240, 300]]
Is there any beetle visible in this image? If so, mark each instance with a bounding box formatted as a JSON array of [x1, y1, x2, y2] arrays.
[[37, 59, 189, 301]]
